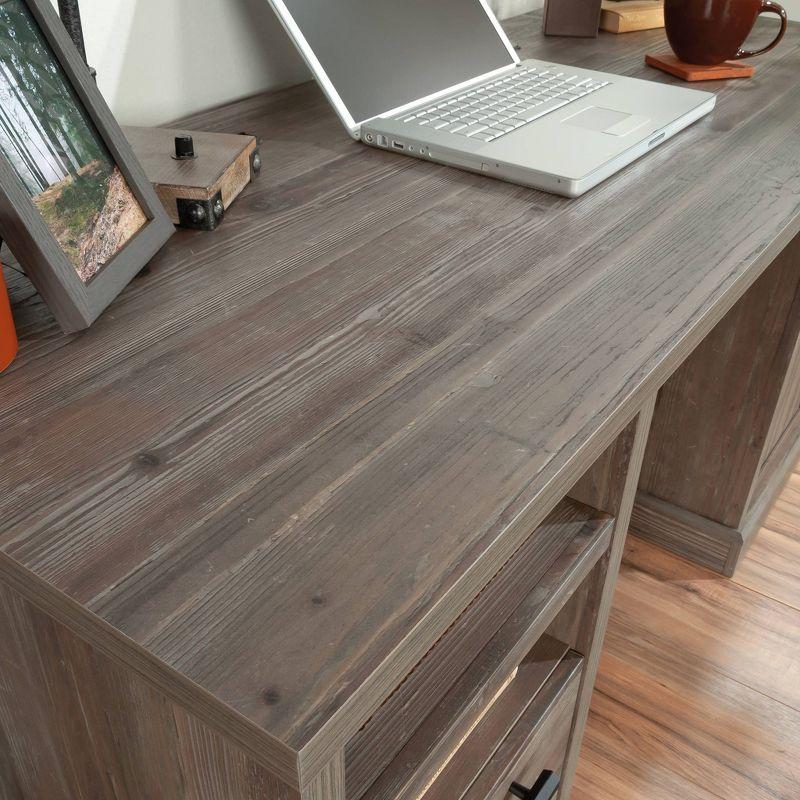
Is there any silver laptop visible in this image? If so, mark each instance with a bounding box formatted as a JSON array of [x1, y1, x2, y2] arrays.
[[266, 0, 716, 197]]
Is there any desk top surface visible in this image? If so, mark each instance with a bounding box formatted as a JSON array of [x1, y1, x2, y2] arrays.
[[2, 12, 799, 778]]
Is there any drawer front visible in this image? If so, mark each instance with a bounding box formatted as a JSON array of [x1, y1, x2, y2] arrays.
[[467, 655, 581, 800], [415, 651, 582, 800], [485, 683, 576, 800]]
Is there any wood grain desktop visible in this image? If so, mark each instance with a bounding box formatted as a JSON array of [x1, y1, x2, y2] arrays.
[[1, 12, 799, 800]]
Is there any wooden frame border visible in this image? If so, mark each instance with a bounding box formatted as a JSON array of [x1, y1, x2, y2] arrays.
[[0, 0, 173, 332]]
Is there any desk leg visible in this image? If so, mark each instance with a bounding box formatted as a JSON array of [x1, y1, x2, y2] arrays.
[[558, 393, 656, 800], [301, 754, 345, 800], [634, 232, 800, 575]]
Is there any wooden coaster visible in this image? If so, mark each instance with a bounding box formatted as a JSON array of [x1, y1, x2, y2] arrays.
[[645, 52, 754, 81], [600, 1, 664, 34]]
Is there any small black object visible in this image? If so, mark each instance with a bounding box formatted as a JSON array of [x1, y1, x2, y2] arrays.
[[174, 135, 196, 160], [58, 0, 96, 78], [176, 190, 224, 232], [509, 770, 560, 800], [58, 0, 87, 62]]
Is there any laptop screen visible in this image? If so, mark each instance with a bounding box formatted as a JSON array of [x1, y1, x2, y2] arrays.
[[274, 0, 516, 125]]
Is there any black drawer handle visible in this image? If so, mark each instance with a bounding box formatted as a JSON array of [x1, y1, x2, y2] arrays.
[[510, 770, 560, 800]]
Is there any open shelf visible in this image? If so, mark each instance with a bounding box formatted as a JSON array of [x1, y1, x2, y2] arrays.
[[348, 496, 613, 800]]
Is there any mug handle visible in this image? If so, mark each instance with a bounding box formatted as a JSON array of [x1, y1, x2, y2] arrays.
[[734, 0, 788, 59]]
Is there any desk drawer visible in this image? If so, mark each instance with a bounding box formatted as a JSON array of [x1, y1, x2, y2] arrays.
[[421, 648, 582, 800], [348, 498, 611, 800], [463, 653, 581, 800]]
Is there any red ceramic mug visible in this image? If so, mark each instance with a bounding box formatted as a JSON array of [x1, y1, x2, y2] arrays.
[[0, 264, 18, 373], [665, 0, 788, 65]]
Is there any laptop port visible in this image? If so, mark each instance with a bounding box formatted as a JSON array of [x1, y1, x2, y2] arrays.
[[392, 140, 405, 150]]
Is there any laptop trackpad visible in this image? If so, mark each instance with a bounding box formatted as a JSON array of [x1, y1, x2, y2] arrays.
[[562, 107, 649, 136]]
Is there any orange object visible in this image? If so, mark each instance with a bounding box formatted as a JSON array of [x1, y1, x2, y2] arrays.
[[0, 264, 18, 373], [645, 52, 755, 81]]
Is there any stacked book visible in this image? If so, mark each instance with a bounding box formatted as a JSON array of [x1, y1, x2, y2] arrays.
[[599, 0, 665, 33]]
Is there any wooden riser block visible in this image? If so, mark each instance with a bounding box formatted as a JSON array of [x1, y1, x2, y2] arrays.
[[600, 0, 664, 34], [646, 52, 755, 81], [122, 126, 258, 226]]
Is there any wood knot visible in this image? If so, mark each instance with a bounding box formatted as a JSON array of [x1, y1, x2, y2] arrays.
[[471, 372, 497, 388], [262, 688, 281, 706], [135, 451, 161, 468]]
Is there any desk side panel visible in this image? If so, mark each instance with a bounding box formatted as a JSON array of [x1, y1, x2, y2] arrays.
[[558, 395, 656, 798], [636, 232, 800, 573], [0, 580, 300, 800]]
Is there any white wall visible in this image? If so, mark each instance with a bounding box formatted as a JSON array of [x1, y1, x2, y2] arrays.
[[51, 0, 309, 126], [489, 0, 543, 18], [55, 0, 796, 126]]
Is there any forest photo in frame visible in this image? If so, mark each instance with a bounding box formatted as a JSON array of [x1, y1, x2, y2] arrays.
[[0, 0, 172, 332], [0, 0, 146, 283]]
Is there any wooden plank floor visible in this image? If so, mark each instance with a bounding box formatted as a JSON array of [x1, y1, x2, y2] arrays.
[[573, 465, 800, 799]]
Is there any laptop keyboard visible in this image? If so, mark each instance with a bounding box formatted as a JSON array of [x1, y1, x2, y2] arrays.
[[398, 66, 610, 143]]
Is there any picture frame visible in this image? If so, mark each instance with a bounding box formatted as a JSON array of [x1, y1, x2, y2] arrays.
[[0, 0, 173, 333]]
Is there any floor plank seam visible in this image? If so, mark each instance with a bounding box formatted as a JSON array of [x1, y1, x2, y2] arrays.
[[729, 577, 800, 615]]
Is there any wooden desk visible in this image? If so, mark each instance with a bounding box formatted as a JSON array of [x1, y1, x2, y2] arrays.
[[1, 13, 798, 800]]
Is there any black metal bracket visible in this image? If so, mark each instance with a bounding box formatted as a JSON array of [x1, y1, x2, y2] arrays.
[[176, 191, 225, 232], [510, 771, 560, 800], [171, 136, 260, 231], [250, 147, 263, 182], [238, 132, 263, 183]]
